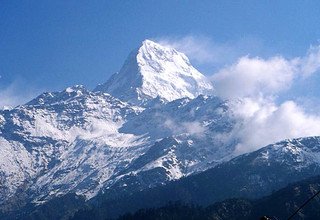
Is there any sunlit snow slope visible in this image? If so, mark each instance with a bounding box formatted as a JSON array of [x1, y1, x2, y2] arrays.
[[94, 40, 213, 104]]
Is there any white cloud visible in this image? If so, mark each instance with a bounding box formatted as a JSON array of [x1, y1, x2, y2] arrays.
[[211, 56, 300, 99], [231, 98, 320, 155], [163, 118, 206, 137], [181, 121, 207, 137], [210, 43, 320, 100]]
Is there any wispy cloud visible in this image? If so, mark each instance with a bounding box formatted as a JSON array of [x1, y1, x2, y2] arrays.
[[300, 44, 320, 77], [0, 78, 42, 108], [163, 118, 207, 138], [158, 36, 217, 64], [157, 35, 265, 68]]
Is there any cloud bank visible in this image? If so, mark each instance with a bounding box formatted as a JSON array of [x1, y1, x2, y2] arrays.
[[231, 98, 320, 154], [209, 44, 320, 154], [212, 56, 299, 99], [212, 45, 320, 100]]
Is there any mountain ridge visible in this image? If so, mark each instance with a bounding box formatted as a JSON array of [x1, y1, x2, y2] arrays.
[[67, 136, 320, 219], [11, 136, 320, 220], [115, 175, 320, 220]]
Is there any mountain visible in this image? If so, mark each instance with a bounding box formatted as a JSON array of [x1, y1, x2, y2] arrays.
[[0, 92, 236, 212], [0, 86, 143, 207], [2, 39, 320, 220], [67, 136, 320, 219], [14, 136, 320, 219], [94, 40, 213, 104], [0, 40, 226, 218], [116, 175, 320, 220]]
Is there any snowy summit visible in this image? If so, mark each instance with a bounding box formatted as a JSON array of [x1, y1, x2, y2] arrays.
[[94, 39, 214, 104]]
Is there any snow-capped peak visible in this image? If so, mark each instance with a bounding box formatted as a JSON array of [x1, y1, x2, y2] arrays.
[[94, 39, 214, 104]]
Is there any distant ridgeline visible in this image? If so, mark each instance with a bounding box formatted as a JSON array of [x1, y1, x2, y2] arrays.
[[115, 175, 320, 220]]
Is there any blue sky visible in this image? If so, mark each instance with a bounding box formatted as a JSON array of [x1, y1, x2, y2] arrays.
[[1, 1, 320, 106]]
